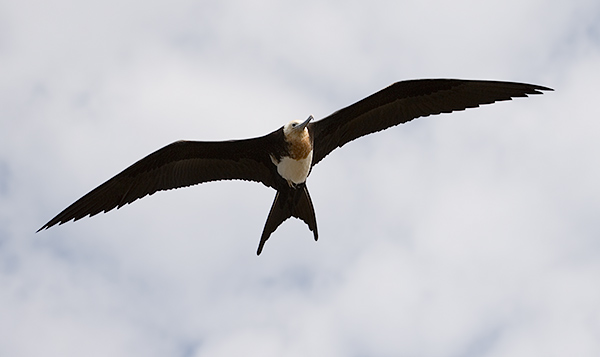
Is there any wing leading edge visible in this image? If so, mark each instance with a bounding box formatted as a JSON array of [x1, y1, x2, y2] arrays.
[[309, 79, 552, 166], [38, 132, 285, 231]]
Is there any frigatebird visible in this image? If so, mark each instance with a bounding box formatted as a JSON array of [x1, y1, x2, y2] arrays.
[[38, 79, 552, 254]]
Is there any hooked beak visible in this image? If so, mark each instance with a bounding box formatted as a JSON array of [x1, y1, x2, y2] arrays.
[[295, 115, 313, 131]]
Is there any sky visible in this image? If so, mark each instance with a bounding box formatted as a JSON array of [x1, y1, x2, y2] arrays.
[[1, 0, 599, 356]]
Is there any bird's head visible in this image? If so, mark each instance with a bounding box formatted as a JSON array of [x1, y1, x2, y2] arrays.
[[283, 115, 313, 139]]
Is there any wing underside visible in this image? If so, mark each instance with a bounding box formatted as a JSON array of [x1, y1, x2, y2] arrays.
[[39, 133, 283, 230], [310, 79, 552, 165]]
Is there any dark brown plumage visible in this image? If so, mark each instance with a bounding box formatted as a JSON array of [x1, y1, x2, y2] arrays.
[[38, 79, 552, 254]]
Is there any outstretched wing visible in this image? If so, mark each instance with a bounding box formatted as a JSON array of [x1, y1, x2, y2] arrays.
[[309, 79, 552, 165], [39, 130, 285, 230]]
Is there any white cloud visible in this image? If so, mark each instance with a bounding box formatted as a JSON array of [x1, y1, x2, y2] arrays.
[[1, 0, 599, 356]]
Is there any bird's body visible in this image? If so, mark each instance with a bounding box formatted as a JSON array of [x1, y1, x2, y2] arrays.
[[271, 118, 314, 186], [274, 154, 313, 184], [38, 79, 552, 254]]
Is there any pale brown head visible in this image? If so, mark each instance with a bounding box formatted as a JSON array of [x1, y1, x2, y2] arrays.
[[283, 115, 313, 160]]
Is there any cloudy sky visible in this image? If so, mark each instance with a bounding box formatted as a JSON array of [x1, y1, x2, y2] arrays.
[[1, 0, 599, 356]]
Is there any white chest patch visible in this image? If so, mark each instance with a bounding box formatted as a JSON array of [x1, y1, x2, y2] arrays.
[[273, 150, 313, 185]]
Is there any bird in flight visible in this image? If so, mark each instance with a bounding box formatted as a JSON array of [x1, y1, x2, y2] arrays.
[[38, 79, 552, 254]]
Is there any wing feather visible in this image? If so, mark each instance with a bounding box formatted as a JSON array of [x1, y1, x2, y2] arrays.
[[310, 79, 552, 165], [39, 131, 283, 230]]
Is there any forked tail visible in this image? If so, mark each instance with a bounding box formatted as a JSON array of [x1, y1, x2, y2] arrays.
[[257, 184, 318, 255]]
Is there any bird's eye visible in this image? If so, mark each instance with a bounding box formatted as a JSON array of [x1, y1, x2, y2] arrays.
[[292, 123, 297, 127]]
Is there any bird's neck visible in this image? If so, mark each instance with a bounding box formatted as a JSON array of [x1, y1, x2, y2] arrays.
[[286, 131, 312, 160]]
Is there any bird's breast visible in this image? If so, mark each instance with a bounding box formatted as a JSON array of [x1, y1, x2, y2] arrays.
[[272, 128, 313, 185], [274, 151, 313, 185]]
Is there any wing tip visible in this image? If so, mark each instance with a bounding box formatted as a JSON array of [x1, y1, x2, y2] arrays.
[[528, 84, 554, 95], [36, 218, 69, 233], [37, 220, 56, 233]]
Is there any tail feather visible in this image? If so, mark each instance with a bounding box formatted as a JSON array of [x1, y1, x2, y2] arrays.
[[292, 185, 318, 241], [257, 191, 289, 255], [257, 184, 318, 255]]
